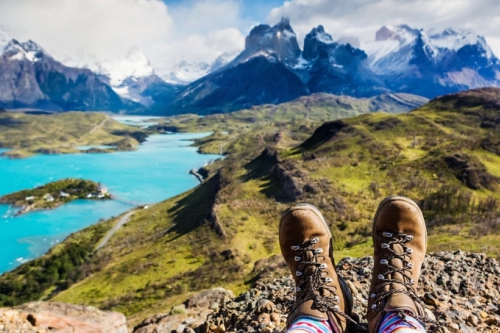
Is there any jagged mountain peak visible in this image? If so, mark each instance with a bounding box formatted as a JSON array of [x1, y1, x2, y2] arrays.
[[306, 25, 334, 44], [365, 24, 500, 98], [3, 39, 49, 62], [229, 18, 301, 68]]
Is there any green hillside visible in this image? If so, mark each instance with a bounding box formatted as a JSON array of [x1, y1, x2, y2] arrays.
[[0, 112, 147, 158], [0, 88, 499, 328]]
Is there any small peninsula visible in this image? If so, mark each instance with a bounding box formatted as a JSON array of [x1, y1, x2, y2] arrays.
[[0, 112, 148, 158], [0, 179, 111, 216]]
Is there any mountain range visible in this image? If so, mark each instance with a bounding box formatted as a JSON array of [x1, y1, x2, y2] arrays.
[[0, 20, 499, 114]]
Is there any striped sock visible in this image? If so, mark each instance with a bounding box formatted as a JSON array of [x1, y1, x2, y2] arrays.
[[378, 311, 426, 333], [288, 316, 333, 333]]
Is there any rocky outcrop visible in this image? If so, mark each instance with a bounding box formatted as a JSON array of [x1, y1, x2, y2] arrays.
[[300, 120, 351, 151], [303, 26, 387, 98], [0, 302, 127, 333], [133, 288, 234, 333], [228, 17, 301, 68], [204, 251, 500, 332], [444, 153, 498, 190]]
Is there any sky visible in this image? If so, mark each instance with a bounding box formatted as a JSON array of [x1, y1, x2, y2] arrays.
[[1, 0, 500, 78]]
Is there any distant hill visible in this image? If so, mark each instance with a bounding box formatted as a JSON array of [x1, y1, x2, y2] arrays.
[[1, 88, 499, 328]]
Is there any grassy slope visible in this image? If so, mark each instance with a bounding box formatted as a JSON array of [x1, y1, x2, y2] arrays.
[[1, 88, 499, 327], [0, 112, 147, 157]]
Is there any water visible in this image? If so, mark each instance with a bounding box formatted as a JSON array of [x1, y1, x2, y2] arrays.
[[0, 133, 220, 273], [112, 115, 164, 128]]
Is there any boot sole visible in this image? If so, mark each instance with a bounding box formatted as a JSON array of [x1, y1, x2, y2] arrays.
[[372, 195, 427, 243], [280, 203, 354, 317]]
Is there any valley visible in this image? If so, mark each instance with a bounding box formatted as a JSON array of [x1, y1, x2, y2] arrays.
[[1, 87, 499, 332]]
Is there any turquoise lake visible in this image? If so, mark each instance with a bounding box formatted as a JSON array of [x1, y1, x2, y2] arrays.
[[0, 132, 221, 274]]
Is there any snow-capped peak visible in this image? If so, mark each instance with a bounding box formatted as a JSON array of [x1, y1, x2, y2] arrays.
[[309, 25, 335, 44], [99, 48, 154, 86], [3, 39, 47, 62], [430, 28, 493, 58], [58, 47, 154, 86]]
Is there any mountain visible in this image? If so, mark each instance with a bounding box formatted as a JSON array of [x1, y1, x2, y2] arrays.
[[160, 52, 238, 85], [0, 39, 140, 112], [303, 25, 387, 97], [226, 17, 301, 68], [59, 48, 176, 107], [153, 56, 309, 115], [364, 25, 500, 98], [156, 19, 388, 115]]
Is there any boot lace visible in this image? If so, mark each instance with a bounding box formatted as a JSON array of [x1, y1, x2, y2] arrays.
[[289, 237, 357, 325], [371, 231, 438, 331]]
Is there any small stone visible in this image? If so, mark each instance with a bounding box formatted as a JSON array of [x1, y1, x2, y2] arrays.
[[258, 313, 270, 325], [214, 323, 226, 333], [347, 280, 358, 296], [480, 311, 488, 318], [467, 314, 478, 326], [270, 313, 280, 323], [210, 302, 219, 310], [423, 293, 440, 307]]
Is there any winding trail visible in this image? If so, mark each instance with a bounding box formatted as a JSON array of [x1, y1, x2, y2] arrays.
[[96, 210, 136, 251]]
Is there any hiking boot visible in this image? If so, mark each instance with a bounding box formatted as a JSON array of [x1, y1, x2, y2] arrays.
[[279, 203, 355, 333], [367, 196, 433, 332]]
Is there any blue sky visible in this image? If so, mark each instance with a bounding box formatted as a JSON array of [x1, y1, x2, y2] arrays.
[[163, 0, 284, 24]]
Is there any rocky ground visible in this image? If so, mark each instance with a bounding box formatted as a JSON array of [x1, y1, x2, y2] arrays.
[[0, 302, 127, 333], [2, 251, 500, 332], [198, 251, 500, 333]]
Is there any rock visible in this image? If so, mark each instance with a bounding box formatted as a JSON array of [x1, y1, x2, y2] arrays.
[[467, 314, 479, 326], [203, 252, 500, 333], [0, 302, 127, 333]]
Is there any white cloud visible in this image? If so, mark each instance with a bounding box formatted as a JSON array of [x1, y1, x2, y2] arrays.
[[267, 0, 500, 56], [0, 0, 173, 58], [0, 0, 246, 79]]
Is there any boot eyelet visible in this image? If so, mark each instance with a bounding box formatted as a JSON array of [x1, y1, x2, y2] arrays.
[[381, 243, 390, 249], [324, 277, 333, 283], [311, 237, 319, 244], [314, 248, 323, 254], [294, 256, 301, 261], [378, 274, 385, 280], [382, 232, 393, 238], [319, 263, 327, 269], [333, 305, 340, 310], [380, 259, 388, 265], [291, 245, 300, 250], [410, 279, 415, 284], [406, 248, 413, 254], [371, 304, 377, 310], [334, 296, 340, 301], [370, 293, 376, 299], [407, 263, 413, 268], [296, 287, 301, 291], [406, 235, 414, 241], [296, 271, 303, 276]]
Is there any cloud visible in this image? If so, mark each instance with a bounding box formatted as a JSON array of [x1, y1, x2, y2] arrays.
[[0, 0, 174, 58], [0, 0, 246, 78], [266, 0, 500, 56]]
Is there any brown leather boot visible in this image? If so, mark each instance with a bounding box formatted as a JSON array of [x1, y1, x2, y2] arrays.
[[279, 203, 355, 333], [367, 196, 434, 332]]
